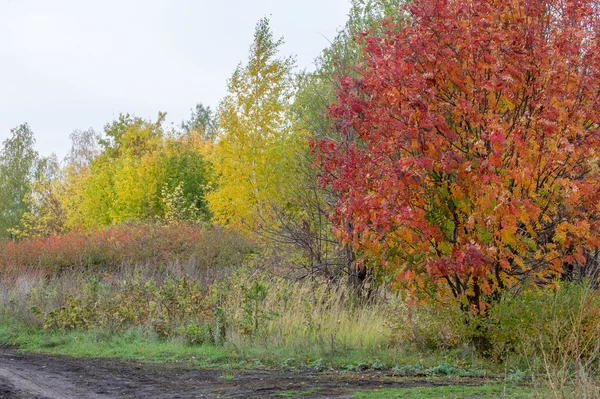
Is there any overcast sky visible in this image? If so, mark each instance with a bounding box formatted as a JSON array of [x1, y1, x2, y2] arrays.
[[0, 0, 350, 159]]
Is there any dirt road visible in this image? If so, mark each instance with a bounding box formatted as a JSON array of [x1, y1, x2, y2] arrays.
[[0, 349, 463, 398]]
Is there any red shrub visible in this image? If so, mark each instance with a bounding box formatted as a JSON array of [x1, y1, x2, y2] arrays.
[[0, 223, 254, 278]]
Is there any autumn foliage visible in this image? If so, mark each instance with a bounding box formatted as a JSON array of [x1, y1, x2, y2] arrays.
[[316, 0, 600, 310], [0, 223, 252, 279]]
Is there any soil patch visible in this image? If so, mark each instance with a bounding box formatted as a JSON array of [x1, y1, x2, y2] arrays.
[[0, 350, 482, 398]]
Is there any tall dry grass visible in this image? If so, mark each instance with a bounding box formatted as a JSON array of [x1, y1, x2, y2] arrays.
[[224, 274, 398, 353], [526, 284, 600, 398]]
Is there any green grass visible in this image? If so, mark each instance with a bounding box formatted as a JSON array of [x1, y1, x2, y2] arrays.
[[0, 320, 496, 374], [353, 384, 537, 398], [0, 321, 392, 370], [220, 372, 235, 382], [0, 321, 551, 397], [0, 323, 238, 367]]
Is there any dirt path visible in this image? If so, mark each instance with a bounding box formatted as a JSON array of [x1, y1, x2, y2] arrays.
[[0, 350, 472, 398]]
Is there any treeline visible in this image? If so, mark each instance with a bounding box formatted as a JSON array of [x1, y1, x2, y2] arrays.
[[0, 1, 403, 282], [3, 115, 212, 237]]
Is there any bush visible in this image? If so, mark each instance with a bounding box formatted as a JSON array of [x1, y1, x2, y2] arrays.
[[42, 276, 217, 340], [483, 282, 600, 363], [387, 280, 600, 379], [0, 222, 255, 279], [388, 297, 463, 352]]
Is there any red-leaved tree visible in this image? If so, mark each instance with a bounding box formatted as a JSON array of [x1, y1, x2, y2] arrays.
[[315, 0, 600, 311]]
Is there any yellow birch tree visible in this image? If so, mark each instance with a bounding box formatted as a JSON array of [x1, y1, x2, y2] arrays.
[[208, 18, 300, 233]]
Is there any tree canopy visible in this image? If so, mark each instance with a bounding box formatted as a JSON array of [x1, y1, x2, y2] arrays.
[[207, 18, 300, 233], [0, 124, 39, 238], [315, 0, 600, 310]]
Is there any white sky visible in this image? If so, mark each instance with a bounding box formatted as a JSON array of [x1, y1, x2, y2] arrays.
[[0, 0, 350, 159]]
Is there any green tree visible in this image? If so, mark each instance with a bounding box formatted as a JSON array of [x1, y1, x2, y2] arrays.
[[181, 103, 218, 142], [155, 133, 213, 222], [0, 124, 39, 238], [11, 154, 67, 239], [63, 113, 212, 228]]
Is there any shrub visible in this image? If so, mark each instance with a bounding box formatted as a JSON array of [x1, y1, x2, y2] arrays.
[[0, 222, 255, 279], [43, 276, 213, 339], [483, 282, 600, 364]]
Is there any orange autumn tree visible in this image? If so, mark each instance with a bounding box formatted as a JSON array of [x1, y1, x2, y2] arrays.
[[315, 0, 600, 312]]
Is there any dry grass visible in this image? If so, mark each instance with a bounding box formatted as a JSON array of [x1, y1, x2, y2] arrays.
[[529, 285, 600, 398]]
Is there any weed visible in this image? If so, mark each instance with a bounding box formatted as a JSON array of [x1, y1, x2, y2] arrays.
[[506, 368, 527, 384], [425, 361, 457, 376], [392, 364, 423, 376], [371, 359, 386, 371]]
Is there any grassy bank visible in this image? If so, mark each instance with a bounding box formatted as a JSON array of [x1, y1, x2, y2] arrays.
[[0, 323, 556, 398], [0, 321, 483, 373], [0, 321, 541, 398]]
